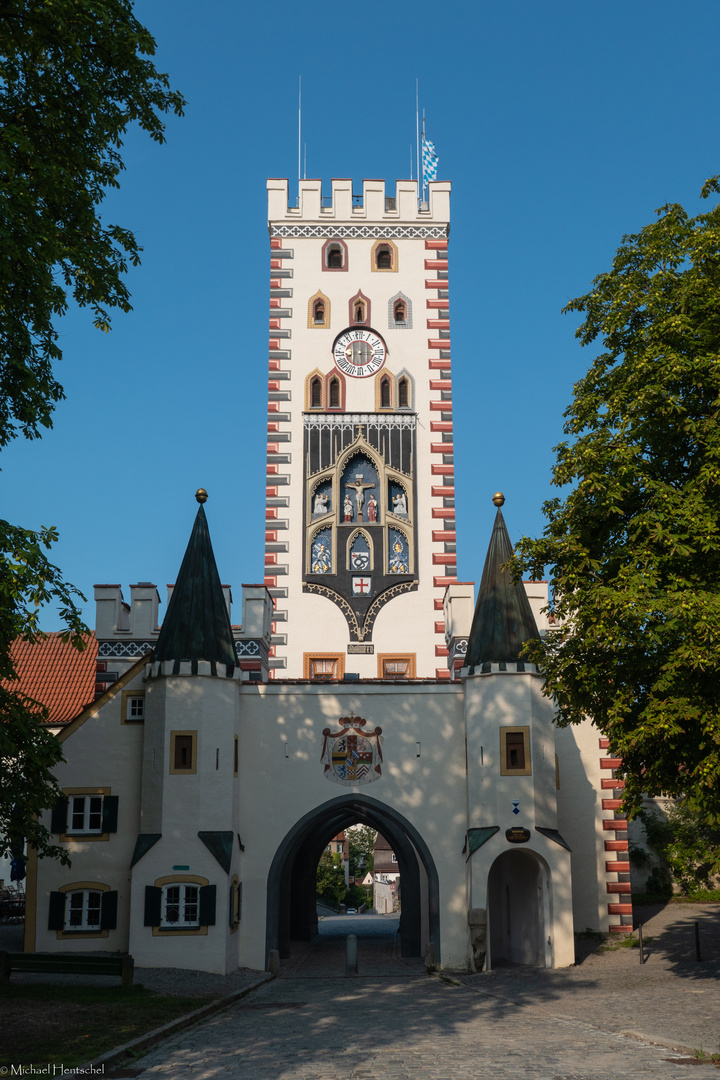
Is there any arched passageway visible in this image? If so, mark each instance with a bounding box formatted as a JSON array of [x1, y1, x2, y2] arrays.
[[265, 794, 440, 966], [487, 849, 550, 968]]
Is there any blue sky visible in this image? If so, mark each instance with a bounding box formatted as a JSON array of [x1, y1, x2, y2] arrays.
[[4, 0, 720, 630]]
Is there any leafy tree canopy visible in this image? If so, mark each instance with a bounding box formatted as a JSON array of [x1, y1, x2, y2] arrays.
[[512, 178, 720, 822], [347, 825, 377, 877], [0, 0, 185, 861]]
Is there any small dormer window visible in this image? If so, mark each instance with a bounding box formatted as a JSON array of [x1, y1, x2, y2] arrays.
[[376, 245, 392, 269], [314, 300, 325, 324], [398, 377, 409, 409], [394, 300, 406, 323], [327, 244, 343, 268], [311, 376, 322, 409]]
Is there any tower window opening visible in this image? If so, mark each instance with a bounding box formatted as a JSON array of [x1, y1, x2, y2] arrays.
[[311, 377, 322, 408], [506, 731, 525, 770], [328, 377, 340, 409], [376, 245, 392, 269], [394, 300, 406, 323], [500, 727, 531, 775], [327, 244, 343, 268], [355, 303, 366, 323], [314, 300, 325, 323], [398, 377, 409, 409], [380, 377, 391, 409]]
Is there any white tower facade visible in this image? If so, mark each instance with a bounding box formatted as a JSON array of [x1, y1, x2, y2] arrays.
[[265, 178, 455, 679]]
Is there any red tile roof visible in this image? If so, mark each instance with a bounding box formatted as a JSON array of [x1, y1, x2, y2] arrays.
[[6, 633, 97, 725]]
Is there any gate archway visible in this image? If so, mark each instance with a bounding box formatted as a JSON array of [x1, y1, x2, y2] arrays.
[[265, 794, 440, 965], [487, 848, 551, 968]]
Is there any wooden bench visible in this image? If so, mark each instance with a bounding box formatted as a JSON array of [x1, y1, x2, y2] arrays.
[[0, 951, 134, 990]]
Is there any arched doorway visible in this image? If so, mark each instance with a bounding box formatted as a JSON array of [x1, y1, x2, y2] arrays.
[[265, 794, 440, 966], [487, 849, 550, 968]]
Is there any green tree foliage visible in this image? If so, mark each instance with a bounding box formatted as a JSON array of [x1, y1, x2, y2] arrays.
[[637, 802, 720, 897], [512, 179, 720, 822], [347, 825, 377, 877], [0, 521, 88, 863], [316, 851, 346, 906], [0, 0, 185, 861]]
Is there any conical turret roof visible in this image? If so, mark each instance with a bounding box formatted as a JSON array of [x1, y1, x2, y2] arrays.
[[154, 497, 236, 669], [465, 496, 539, 669]]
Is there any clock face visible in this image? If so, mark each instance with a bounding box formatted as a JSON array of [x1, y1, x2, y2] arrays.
[[332, 328, 387, 378]]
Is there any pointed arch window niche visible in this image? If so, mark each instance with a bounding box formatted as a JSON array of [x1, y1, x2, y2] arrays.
[[388, 291, 412, 329], [348, 290, 371, 327], [321, 238, 348, 272], [305, 369, 326, 410], [371, 238, 398, 273], [308, 291, 331, 329], [375, 368, 395, 411], [324, 370, 346, 411], [395, 370, 415, 411]]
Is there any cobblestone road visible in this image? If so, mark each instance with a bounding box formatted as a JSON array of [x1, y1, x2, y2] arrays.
[[123, 907, 720, 1080]]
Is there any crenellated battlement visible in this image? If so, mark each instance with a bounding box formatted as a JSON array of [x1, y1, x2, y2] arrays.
[[267, 178, 451, 226]]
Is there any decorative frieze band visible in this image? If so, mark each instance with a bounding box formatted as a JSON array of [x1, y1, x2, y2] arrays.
[[304, 412, 416, 432], [98, 640, 155, 658], [271, 224, 449, 240]]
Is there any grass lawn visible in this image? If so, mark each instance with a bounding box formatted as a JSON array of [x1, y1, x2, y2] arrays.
[[0, 982, 217, 1070]]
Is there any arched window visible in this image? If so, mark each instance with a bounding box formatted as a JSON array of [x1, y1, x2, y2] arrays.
[[311, 377, 322, 408], [376, 245, 392, 270], [314, 300, 325, 324], [355, 302, 366, 323], [380, 377, 391, 409], [398, 377, 409, 409], [328, 377, 340, 409], [327, 244, 343, 268], [394, 300, 406, 323]]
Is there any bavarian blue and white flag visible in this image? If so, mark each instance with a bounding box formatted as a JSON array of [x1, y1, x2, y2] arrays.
[[422, 138, 439, 185]]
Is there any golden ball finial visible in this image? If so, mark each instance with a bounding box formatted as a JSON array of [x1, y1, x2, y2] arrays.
[[195, 488, 208, 504], [492, 491, 505, 507]]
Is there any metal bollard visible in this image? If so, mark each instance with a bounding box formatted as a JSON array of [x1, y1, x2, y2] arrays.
[[638, 922, 644, 965], [695, 921, 702, 961], [346, 933, 358, 975], [268, 949, 280, 975]]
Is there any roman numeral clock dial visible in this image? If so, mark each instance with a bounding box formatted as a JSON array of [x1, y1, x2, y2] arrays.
[[332, 328, 387, 378]]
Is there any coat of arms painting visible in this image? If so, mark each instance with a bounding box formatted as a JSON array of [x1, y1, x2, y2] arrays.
[[320, 717, 383, 786]]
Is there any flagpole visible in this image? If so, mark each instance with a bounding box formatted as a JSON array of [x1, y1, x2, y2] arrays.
[[421, 109, 426, 203], [298, 76, 302, 197], [415, 80, 420, 201]]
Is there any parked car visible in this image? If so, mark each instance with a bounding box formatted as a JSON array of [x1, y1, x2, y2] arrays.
[[346, 907, 357, 915]]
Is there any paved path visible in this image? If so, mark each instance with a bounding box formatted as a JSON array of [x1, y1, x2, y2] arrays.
[[118, 905, 720, 1080]]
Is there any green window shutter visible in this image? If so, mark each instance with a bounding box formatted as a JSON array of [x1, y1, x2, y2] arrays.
[[199, 884, 216, 927], [144, 885, 161, 927], [48, 891, 66, 931], [100, 890, 118, 930], [102, 796, 119, 833], [50, 797, 68, 834]]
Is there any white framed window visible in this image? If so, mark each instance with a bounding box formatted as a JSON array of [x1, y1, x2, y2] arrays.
[[391, 853, 397, 863], [66, 889, 102, 931], [127, 695, 144, 720], [162, 883, 199, 928], [69, 794, 103, 834], [122, 688, 145, 723]]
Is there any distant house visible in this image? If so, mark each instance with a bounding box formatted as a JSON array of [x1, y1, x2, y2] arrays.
[[373, 834, 400, 913]]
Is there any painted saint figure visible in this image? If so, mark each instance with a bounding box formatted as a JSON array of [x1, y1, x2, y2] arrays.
[[367, 495, 378, 522], [313, 492, 329, 515], [389, 539, 408, 574], [392, 491, 407, 515], [311, 540, 332, 574], [343, 495, 353, 522]]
